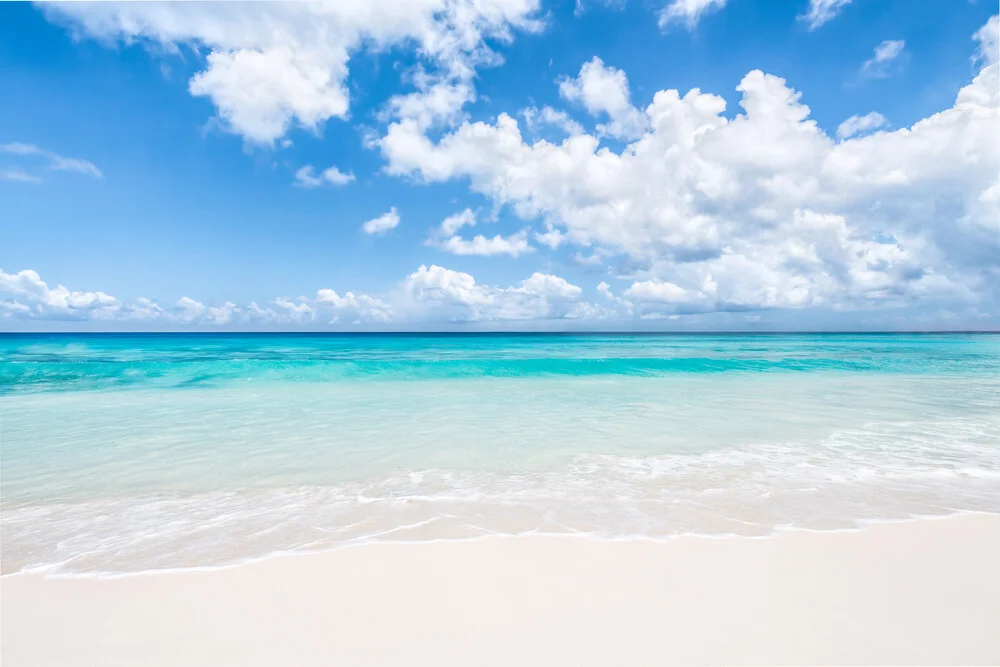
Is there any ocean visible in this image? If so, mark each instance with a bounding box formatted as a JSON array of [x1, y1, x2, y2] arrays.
[[2, 333, 998, 575]]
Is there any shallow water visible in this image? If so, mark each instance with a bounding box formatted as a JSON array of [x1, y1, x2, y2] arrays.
[[2, 333, 998, 574]]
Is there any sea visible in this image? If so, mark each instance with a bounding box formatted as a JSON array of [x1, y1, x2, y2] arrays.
[[2, 332, 998, 575]]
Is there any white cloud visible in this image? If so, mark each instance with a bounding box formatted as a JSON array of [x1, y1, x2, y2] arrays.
[[438, 230, 533, 256], [658, 0, 727, 30], [399, 265, 586, 321], [1, 268, 127, 321], [596, 281, 634, 315], [439, 208, 478, 236], [975, 15, 998, 67], [1, 169, 42, 184], [571, 252, 603, 268], [294, 164, 355, 188], [861, 40, 905, 78], [1, 143, 44, 156], [379, 16, 1000, 318], [2, 266, 603, 327], [387, 74, 476, 131], [519, 272, 582, 298], [176, 296, 241, 325], [0, 142, 102, 181], [800, 0, 852, 31], [362, 207, 401, 234], [521, 106, 585, 136], [625, 279, 689, 303], [44, 0, 543, 146], [559, 57, 646, 141], [534, 228, 565, 249], [188, 47, 349, 145], [836, 111, 887, 139], [272, 296, 315, 321], [428, 208, 534, 256], [316, 289, 393, 323]]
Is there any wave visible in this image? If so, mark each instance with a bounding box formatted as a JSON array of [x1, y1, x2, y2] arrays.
[[4, 417, 998, 576]]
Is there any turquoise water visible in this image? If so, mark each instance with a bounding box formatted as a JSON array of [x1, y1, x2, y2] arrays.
[[2, 333, 999, 574]]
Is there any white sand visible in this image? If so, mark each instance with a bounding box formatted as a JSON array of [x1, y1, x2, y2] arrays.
[[3, 514, 999, 666]]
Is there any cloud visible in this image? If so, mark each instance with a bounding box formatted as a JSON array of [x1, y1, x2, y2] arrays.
[[836, 111, 887, 139], [427, 208, 534, 256], [624, 279, 689, 303], [558, 57, 646, 140], [439, 208, 478, 236], [399, 265, 586, 321], [175, 296, 240, 325], [975, 15, 998, 67], [658, 0, 727, 30], [800, 0, 852, 31], [188, 47, 349, 145], [534, 228, 565, 249], [0, 268, 145, 321], [362, 207, 401, 234], [437, 231, 533, 256], [43, 0, 543, 146], [379, 17, 1000, 318], [1, 266, 606, 327], [294, 164, 355, 188], [596, 281, 634, 315], [861, 39, 906, 78], [1, 169, 43, 184], [271, 296, 315, 322], [521, 106, 585, 137], [0, 143, 102, 182], [570, 252, 604, 269], [316, 289, 393, 323]]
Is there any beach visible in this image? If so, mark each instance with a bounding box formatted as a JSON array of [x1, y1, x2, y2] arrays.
[[4, 0, 999, 662], [3, 514, 999, 666], [3, 333, 1000, 664]]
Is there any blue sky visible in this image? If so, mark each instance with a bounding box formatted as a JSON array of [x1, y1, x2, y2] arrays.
[[1, 0, 998, 330]]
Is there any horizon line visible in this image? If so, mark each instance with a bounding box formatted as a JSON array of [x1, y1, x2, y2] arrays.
[[2, 330, 998, 336]]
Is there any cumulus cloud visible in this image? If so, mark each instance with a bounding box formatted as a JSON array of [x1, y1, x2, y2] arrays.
[[437, 232, 533, 256], [43, 0, 542, 146], [558, 57, 646, 140], [362, 207, 400, 235], [625, 279, 689, 303], [294, 164, 355, 188], [800, 0, 852, 31], [0, 268, 155, 321], [1, 266, 610, 327], [399, 265, 586, 321], [316, 289, 393, 323], [975, 15, 999, 66], [836, 111, 887, 139], [379, 16, 1000, 318], [521, 106, 585, 137], [427, 208, 534, 257], [861, 40, 906, 78], [658, 0, 727, 30], [439, 208, 478, 236], [0, 142, 102, 182]]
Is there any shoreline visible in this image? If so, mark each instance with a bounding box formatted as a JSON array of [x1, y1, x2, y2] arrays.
[[4, 509, 995, 581], [4, 514, 999, 666]]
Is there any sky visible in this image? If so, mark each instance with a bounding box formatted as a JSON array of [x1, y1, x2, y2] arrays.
[[1, 0, 998, 331]]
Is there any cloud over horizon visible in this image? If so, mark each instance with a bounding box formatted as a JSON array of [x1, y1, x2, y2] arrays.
[[3, 6, 997, 331]]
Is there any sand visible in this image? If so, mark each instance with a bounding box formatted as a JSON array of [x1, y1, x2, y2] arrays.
[[2, 514, 999, 666]]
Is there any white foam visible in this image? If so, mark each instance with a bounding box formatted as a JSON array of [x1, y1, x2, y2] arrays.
[[4, 415, 999, 576]]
